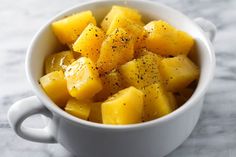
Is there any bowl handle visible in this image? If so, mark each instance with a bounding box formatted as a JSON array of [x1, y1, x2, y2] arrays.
[[194, 17, 217, 41], [8, 96, 56, 143]]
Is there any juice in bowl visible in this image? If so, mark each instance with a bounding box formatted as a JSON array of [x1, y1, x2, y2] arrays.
[[8, 1, 216, 157]]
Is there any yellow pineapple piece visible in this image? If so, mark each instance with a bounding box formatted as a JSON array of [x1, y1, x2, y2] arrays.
[[106, 14, 146, 49], [119, 53, 162, 88], [73, 24, 105, 62], [144, 20, 194, 56], [101, 5, 143, 32], [52, 11, 96, 44], [94, 70, 124, 101], [65, 57, 102, 100], [44, 51, 75, 74], [159, 55, 199, 92], [102, 86, 144, 125], [39, 71, 69, 107], [65, 98, 91, 120], [135, 48, 162, 60], [89, 102, 102, 123], [142, 83, 176, 121], [96, 28, 134, 73]]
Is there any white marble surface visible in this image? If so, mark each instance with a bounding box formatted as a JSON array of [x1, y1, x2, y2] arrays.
[[1, 0, 235, 156]]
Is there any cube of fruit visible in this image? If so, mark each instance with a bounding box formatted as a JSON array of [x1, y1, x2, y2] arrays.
[[175, 88, 194, 106], [159, 55, 199, 92], [102, 86, 144, 125], [94, 70, 124, 101], [142, 83, 176, 121], [106, 14, 146, 50], [52, 11, 96, 44], [65, 57, 102, 100], [89, 102, 102, 123], [144, 20, 194, 56], [73, 24, 105, 62], [97, 28, 134, 73], [135, 48, 162, 60], [119, 53, 162, 88], [65, 98, 91, 120], [40, 71, 69, 107], [44, 51, 75, 74], [101, 5, 143, 32]]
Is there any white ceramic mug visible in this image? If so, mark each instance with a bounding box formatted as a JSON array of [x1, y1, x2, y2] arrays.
[[8, 1, 216, 157]]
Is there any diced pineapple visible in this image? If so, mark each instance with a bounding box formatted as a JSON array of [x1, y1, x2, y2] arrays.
[[106, 14, 146, 49], [102, 86, 144, 125], [94, 70, 124, 101], [65, 98, 91, 120], [89, 102, 102, 123], [119, 60, 139, 87], [52, 11, 96, 44], [73, 24, 105, 62], [101, 5, 143, 32], [175, 88, 194, 106], [135, 48, 162, 59], [119, 53, 162, 88], [159, 55, 199, 92], [144, 20, 194, 56], [39, 71, 69, 107], [175, 31, 195, 55], [44, 51, 75, 74], [65, 57, 102, 100], [97, 28, 134, 73], [142, 83, 176, 121]]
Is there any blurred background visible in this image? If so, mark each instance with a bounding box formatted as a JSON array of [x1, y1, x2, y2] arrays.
[[0, 0, 235, 157]]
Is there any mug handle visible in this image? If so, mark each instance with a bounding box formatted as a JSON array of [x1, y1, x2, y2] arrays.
[[194, 17, 217, 41], [8, 96, 56, 143]]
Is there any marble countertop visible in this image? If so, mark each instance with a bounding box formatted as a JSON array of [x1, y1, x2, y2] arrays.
[[1, 0, 235, 156]]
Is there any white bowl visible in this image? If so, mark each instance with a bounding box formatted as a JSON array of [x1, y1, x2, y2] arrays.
[[8, 0, 216, 157]]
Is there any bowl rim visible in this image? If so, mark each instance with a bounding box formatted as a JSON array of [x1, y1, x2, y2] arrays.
[[26, 0, 215, 131]]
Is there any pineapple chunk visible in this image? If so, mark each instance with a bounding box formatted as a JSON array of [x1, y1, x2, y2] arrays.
[[101, 5, 143, 32], [102, 86, 144, 125], [142, 83, 176, 121], [94, 70, 124, 101], [44, 51, 75, 74], [52, 11, 96, 44], [97, 28, 134, 73], [89, 102, 102, 123], [65, 57, 102, 100], [73, 24, 105, 62], [159, 55, 199, 92], [119, 53, 162, 88], [135, 48, 162, 59], [65, 98, 91, 120], [144, 20, 194, 56], [40, 71, 69, 107], [106, 14, 146, 49]]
